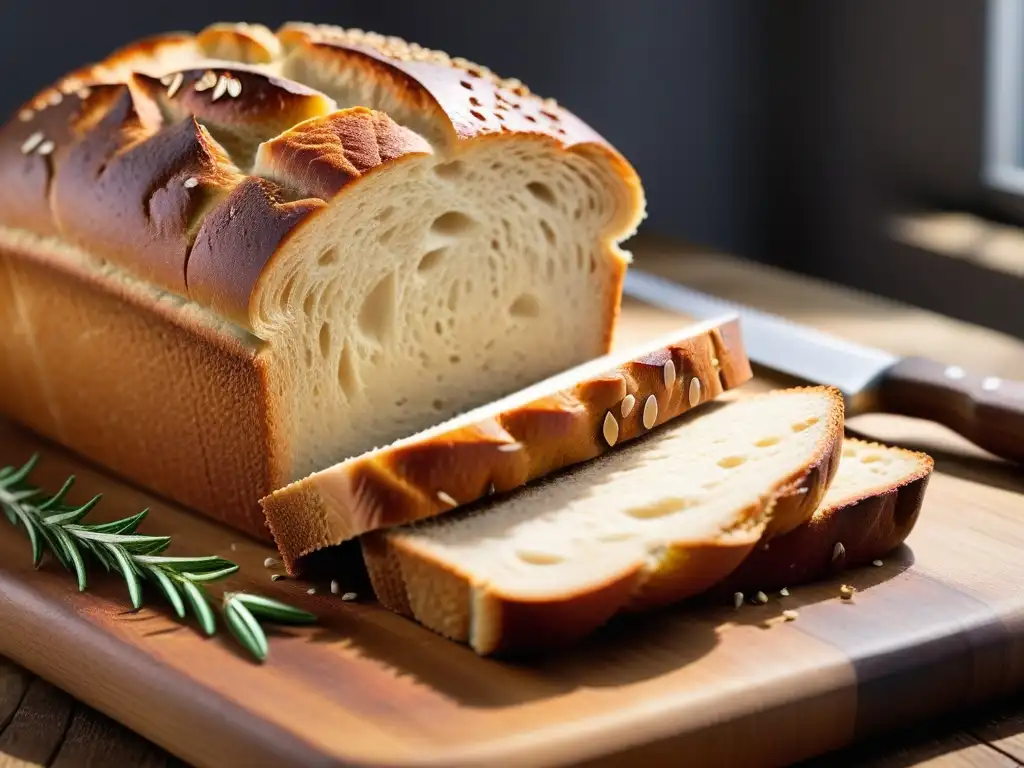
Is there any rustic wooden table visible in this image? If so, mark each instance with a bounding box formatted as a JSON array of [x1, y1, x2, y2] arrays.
[[2, 236, 1023, 768]]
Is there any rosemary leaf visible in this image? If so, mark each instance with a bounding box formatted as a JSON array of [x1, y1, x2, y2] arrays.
[[229, 593, 318, 625], [37, 476, 76, 511], [107, 545, 143, 609], [43, 495, 101, 524], [82, 509, 148, 535], [181, 580, 216, 636], [2, 454, 39, 485], [223, 600, 269, 662], [7, 504, 42, 565], [51, 526, 87, 591], [147, 568, 186, 619], [85, 540, 114, 572], [135, 555, 235, 573], [63, 529, 169, 549], [179, 565, 239, 582], [2, 505, 15, 526]]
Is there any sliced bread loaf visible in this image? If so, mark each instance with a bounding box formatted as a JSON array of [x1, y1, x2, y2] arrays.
[[262, 316, 753, 573], [721, 438, 933, 594], [361, 386, 844, 655]]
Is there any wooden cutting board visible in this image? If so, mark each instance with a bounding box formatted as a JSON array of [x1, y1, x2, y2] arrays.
[[2, 245, 1024, 768]]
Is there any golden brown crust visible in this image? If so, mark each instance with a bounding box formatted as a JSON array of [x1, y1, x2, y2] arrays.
[[718, 442, 934, 595], [263, 317, 753, 574], [0, 233, 282, 541], [195, 23, 281, 64]]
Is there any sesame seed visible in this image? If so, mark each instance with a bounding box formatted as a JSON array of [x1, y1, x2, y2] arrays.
[[779, 587, 790, 596], [642, 394, 658, 429], [160, 74, 175, 86], [230, 543, 237, 551], [76, 87, 92, 99], [330, 580, 340, 595], [211, 76, 230, 101], [733, 592, 744, 609], [307, 587, 317, 595], [166, 72, 184, 99], [194, 70, 217, 92], [712, 356, 721, 370], [783, 609, 798, 621], [18, 109, 33, 122], [833, 542, 846, 561], [602, 411, 619, 447], [342, 592, 357, 601], [47, 91, 63, 106], [487, 483, 496, 495], [688, 377, 702, 407], [226, 76, 242, 98], [263, 557, 278, 568], [20, 131, 44, 155], [663, 359, 676, 389], [755, 591, 768, 604], [36, 141, 54, 156], [497, 442, 521, 452], [437, 490, 458, 506], [872, 559, 883, 567], [183, 177, 199, 189], [620, 394, 636, 418]]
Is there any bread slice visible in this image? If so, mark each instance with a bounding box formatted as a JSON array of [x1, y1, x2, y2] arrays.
[[361, 386, 844, 655], [720, 438, 933, 594], [0, 22, 645, 539], [262, 316, 753, 572]]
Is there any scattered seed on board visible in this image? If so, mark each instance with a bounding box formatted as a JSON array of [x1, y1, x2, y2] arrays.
[[437, 490, 458, 506], [733, 592, 744, 609], [642, 394, 658, 429], [872, 559, 883, 567], [602, 411, 619, 447], [779, 587, 790, 597], [307, 587, 317, 595], [832, 542, 846, 561], [840, 584, 855, 600], [342, 592, 357, 602], [620, 393, 636, 418], [663, 359, 676, 389], [754, 591, 768, 605], [783, 609, 798, 621], [229, 542, 237, 552], [263, 557, 278, 568], [330, 580, 341, 595]]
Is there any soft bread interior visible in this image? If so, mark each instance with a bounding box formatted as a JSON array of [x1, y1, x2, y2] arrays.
[[252, 137, 632, 480], [824, 439, 927, 507], [383, 388, 839, 651]]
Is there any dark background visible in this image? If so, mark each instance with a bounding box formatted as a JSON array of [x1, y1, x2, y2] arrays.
[[1, 1, 1018, 336]]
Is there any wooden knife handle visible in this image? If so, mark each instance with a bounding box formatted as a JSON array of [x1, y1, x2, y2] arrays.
[[878, 356, 1024, 464]]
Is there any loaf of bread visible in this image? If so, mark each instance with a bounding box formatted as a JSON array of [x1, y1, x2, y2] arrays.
[[720, 438, 933, 594], [0, 22, 645, 539], [262, 316, 753, 572], [362, 386, 845, 655]]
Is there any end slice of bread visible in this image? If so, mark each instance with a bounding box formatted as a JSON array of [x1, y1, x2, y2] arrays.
[[362, 386, 844, 656], [720, 438, 934, 594], [262, 315, 753, 573]]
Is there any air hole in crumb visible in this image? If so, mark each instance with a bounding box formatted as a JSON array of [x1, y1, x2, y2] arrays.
[[598, 532, 635, 542], [525, 115, 537, 123], [376, 206, 395, 222], [469, 96, 482, 107], [460, 80, 473, 90], [317, 248, 337, 267], [755, 436, 781, 448], [449, 354, 461, 364], [509, 293, 540, 318], [540, 220, 557, 246], [379, 227, 397, 245], [589, 255, 597, 273], [357, 272, 397, 342], [318, 322, 331, 358], [434, 320, 444, 336], [432, 398, 445, 411], [418, 247, 446, 272], [303, 293, 315, 315], [545, 258, 556, 280], [576, 245, 586, 270], [469, 109, 486, 122], [490, 238, 501, 252], [447, 281, 460, 311], [625, 497, 697, 519], [842, 446, 857, 457], [431, 211, 474, 237], [304, 347, 313, 366], [861, 454, 883, 464], [337, 346, 359, 397], [490, 163, 505, 171], [718, 455, 748, 469], [791, 417, 818, 432], [516, 549, 564, 565], [526, 181, 557, 206], [496, 112, 506, 121], [434, 160, 465, 180], [281, 274, 297, 306]]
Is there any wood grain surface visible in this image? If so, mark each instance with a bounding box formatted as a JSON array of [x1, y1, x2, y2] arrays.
[[2, 237, 1024, 768]]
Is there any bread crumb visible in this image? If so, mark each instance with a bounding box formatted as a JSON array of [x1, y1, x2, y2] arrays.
[[263, 557, 279, 568], [229, 543, 237, 552], [779, 587, 790, 597], [342, 592, 358, 602], [832, 542, 846, 561], [754, 591, 768, 605], [733, 592, 744, 609], [872, 559, 883, 567], [307, 587, 317, 595], [783, 609, 798, 621], [840, 584, 855, 601]]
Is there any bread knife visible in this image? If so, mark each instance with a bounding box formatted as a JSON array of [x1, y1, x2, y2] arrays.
[[622, 268, 1024, 464]]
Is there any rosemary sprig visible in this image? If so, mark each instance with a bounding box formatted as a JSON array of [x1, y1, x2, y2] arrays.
[[1, 453, 316, 662]]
